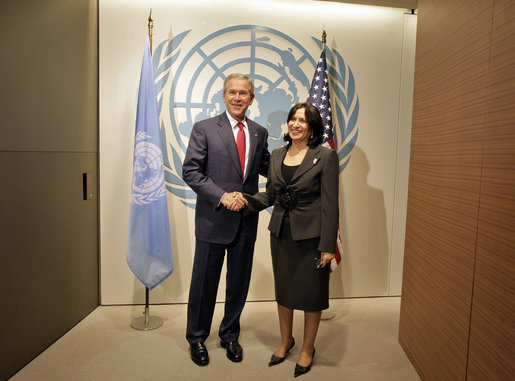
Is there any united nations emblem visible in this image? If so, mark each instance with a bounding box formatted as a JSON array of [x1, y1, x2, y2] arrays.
[[152, 25, 359, 208], [131, 131, 167, 205]]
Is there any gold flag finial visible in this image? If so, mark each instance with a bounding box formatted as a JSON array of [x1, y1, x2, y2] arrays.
[[148, 8, 153, 53], [322, 27, 327, 52]]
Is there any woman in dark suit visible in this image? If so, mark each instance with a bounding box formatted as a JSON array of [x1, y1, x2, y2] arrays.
[[243, 102, 339, 377]]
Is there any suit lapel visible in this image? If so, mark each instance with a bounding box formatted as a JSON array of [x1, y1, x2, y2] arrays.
[[217, 113, 243, 178], [272, 146, 288, 185], [245, 121, 259, 182], [291, 146, 322, 182]]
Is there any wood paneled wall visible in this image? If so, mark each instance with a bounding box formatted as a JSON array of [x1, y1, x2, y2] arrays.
[[399, 0, 514, 380], [467, 0, 515, 379], [399, 1, 491, 379]]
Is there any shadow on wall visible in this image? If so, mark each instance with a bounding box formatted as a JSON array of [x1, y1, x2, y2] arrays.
[[330, 145, 390, 297], [160, 195, 191, 303], [129, 194, 191, 305]]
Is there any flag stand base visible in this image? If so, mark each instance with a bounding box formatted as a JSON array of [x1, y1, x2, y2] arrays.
[[130, 306, 163, 330], [130, 287, 163, 330], [321, 303, 335, 320]]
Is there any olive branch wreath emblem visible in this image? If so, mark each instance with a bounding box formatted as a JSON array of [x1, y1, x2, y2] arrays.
[[151, 29, 359, 208]]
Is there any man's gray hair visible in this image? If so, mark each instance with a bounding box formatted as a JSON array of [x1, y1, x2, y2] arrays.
[[223, 73, 255, 97]]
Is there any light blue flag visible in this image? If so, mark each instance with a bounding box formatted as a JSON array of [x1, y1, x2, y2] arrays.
[[127, 37, 174, 290]]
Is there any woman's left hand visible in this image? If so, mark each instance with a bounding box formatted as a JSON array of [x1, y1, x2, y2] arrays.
[[319, 252, 336, 268]]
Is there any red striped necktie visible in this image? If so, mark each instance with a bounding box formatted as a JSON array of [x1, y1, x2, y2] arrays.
[[236, 122, 246, 176]]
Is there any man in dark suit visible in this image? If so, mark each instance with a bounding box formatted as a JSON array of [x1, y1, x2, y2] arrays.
[[182, 73, 270, 366]]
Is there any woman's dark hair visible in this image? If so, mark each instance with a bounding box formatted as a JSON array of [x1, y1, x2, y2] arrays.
[[283, 102, 324, 147]]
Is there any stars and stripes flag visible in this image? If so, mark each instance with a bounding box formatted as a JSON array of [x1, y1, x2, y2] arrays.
[[307, 49, 343, 272]]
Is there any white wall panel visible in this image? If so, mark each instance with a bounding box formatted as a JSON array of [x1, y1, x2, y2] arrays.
[[99, 0, 416, 304]]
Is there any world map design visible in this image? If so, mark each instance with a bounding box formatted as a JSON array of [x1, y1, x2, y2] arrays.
[[152, 25, 359, 208], [131, 131, 167, 205]]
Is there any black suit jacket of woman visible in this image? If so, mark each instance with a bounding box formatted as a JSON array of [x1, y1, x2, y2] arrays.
[[246, 144, 339, 254]]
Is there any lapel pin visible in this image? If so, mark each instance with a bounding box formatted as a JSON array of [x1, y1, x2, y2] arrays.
[[313, 158, 319, 165]]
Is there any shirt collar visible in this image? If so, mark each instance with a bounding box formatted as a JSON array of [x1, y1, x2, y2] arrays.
[[226, 111, 247, 129]]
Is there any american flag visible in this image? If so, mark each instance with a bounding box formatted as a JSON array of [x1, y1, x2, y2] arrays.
[[307, 49, 343, 272]]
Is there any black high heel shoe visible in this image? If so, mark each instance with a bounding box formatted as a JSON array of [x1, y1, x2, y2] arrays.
[[294, 348, 315, 377], [268, 337, 295, 366]]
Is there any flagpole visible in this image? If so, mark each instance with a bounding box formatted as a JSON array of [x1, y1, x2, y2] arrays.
[[130, 9, 164, 331], [322, 27, 326, 53], [319, 27, 336, 321], [148, 8, 153, 53]]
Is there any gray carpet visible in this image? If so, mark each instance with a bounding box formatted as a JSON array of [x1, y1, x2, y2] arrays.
[[11, 297, 420, 380]]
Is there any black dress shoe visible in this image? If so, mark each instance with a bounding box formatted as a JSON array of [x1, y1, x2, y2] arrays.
[[294, 348, 315, 377], [220, 340, 243, 362], [190, 342, 209, 366], [268, 337, 295, 366]]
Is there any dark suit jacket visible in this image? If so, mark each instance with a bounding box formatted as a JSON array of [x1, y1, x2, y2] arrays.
[[246, 144, 339, 253], [182, 112, 270, 244]]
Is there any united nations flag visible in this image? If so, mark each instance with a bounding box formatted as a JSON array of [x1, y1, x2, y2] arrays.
[[127, 37, 174, 290]]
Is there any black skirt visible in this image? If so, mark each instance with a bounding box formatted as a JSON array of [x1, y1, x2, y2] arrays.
[[270, 215, 330, 311]]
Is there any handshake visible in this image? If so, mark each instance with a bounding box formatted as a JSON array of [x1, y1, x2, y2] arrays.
[[221, 192, 249, 212]]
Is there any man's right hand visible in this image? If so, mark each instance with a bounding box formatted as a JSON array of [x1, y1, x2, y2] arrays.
[[221, 192, 249, 212]]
